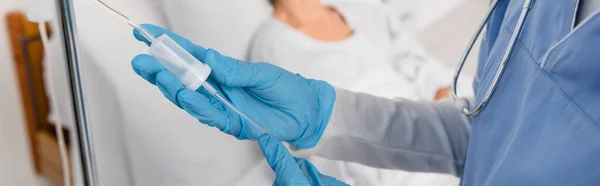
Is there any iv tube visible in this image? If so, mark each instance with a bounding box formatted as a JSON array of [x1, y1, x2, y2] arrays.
[[92, 0, 270, 136], [202, 83, 270, 134], [93, 0, 154, 42]]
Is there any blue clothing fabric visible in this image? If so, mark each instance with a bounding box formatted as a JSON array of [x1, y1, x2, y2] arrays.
[[463, 0, 600, 185]]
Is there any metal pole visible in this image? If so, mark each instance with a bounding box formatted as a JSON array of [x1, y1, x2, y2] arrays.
[[56, 0, 98, 185]]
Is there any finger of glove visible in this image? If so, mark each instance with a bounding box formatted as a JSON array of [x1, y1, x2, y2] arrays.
[[133, 24, 207, 61], [294, 158, 321, 183], [203, 49, 284, 88], [294, 158, 349, 186], [178, 89, 233, 132], [258, 134, 310, 186], [155, 71, 187, 108], [132, 54, 166, 85]]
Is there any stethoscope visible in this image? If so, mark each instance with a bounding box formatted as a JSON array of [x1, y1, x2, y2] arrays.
[[451, 0, 535, 116]]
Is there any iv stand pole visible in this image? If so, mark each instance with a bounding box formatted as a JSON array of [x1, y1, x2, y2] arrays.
[[56, 0, 99, 185]]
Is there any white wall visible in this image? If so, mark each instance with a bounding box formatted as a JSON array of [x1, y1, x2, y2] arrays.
[[0, 0, 37, 185], [416, 0, 487, 75]]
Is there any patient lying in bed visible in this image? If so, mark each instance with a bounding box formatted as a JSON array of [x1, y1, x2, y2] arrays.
[[250, 0, 455, 101], [249, 0, 461, 185]]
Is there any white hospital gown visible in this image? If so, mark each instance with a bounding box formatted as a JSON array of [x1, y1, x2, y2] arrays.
[[249, 1, 467, 186]]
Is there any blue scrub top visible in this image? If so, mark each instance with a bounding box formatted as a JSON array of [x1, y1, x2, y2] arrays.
[[463, 0, 600, 185]]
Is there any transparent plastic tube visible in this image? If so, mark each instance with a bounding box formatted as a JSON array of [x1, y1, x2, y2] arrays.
[[202, 83, 269, 134], [93, 0, 154, 43], [148, 34, 270, 135], [149, 35, 211, 90]]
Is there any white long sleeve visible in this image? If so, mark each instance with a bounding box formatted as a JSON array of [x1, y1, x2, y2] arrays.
[[306, 88, 472, 176]]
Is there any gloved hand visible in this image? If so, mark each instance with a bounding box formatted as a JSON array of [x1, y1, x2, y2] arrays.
[[131, 24, 336, 148], [258, 134, 349, 186]]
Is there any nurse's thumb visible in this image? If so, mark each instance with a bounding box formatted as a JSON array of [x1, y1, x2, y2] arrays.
[[202, 49, 286, 88], [258, 134, 311, 185]]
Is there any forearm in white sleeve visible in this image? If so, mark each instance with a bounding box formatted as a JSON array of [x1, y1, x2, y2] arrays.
[[306, 88, 472, 176]]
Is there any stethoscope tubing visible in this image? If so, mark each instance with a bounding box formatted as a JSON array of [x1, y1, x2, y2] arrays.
[[452, 0, 535, 117]]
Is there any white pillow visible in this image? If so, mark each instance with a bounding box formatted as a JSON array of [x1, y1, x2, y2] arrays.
[[162, 0, 273, 60]]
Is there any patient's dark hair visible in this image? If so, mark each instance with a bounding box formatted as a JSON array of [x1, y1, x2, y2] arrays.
[[269, 0, 276, 5]]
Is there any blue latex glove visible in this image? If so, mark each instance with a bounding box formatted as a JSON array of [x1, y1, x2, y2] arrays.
[[258, 134, 349, 186], [131, 24, 336, 148]]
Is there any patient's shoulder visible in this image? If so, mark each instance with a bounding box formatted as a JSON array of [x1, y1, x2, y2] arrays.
[[247, 19, 274, 57], [325, 0, 386, 25], [249, 18, 285, 61], [248, 18, 314, 63]]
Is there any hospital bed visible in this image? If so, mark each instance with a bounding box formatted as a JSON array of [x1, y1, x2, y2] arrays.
[[45, 0, 484, 185]]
